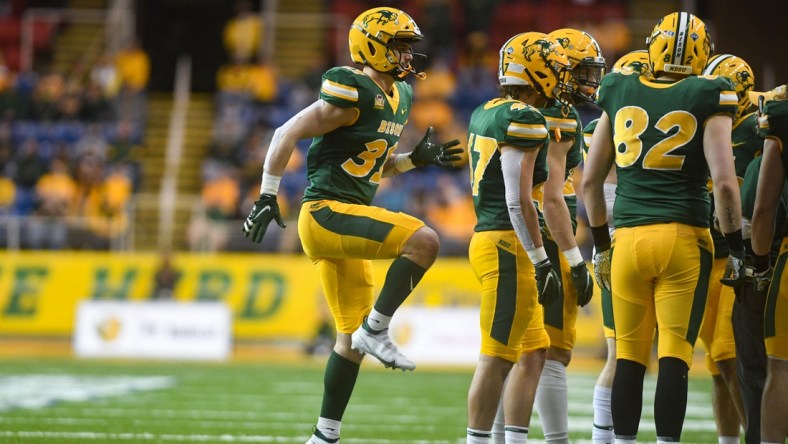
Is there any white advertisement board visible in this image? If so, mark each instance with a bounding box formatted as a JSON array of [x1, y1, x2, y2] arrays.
[[389, 307, 481, 366], [74, 301, 232, 360]]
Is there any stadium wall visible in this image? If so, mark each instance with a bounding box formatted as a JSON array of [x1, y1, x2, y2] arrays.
[[0, 252, 605, 350]]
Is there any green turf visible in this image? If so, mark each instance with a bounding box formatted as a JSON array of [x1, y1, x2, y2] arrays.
[[0, 357, 720, 443]]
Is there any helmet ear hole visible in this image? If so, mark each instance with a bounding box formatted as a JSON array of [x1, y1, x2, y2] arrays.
[[367, 41, 377, 56]]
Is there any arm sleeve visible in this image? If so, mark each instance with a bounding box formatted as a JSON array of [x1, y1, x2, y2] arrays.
[[501, 148, 536, 251]]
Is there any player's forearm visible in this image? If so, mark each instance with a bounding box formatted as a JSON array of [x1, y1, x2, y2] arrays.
[[712, 180, 742, 235], [263, 127, 297, 177], [543, 196, 576, 250], [751, 209, 776, 256]]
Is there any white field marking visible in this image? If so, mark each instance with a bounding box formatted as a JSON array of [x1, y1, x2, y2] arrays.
[[0, 431, 455, 443], [0, 416, 448, 433], [0, 375, 174, 412]]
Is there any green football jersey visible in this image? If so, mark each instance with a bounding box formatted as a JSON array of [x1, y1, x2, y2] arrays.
[[758, 99, 788, 173], [302, 66, 413, 205], [582, 118, 599, 158], [536, 101, 583, 187], [596, 71, 737, 228], [468, 98, 549, 232], [710, 112, 763, 258]]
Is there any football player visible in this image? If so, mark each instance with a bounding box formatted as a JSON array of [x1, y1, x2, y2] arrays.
[[529, 27, 602, 444], [582, 11, 743, 442], [700, 53, 758, 444], [242, 7, 462, 443], [465, 31, 567, 444], [586, 48, 651, 444], [749, 84, 788, 443]]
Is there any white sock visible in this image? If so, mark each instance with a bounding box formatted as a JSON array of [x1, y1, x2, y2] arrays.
[[316, 417, 340, 440], [592, 385, 614, 443], [466, 428, 491, 443], [656, 439, 678, 444], [535, 359, 568, 443], [505, 425, 529, 443], [717, 437, 738, 444], [492, 398, 505, 444], [366, 309, 391, 331], [614, 439, 636, 444]]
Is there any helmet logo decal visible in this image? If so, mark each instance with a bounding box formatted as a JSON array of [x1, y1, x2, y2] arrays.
[[736, 71, 753, 90], [555, 37, 572, 50], [362, 10, 399, 27], [523, 39, 558, 62]]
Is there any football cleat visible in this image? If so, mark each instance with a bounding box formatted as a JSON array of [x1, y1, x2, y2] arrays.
[[351, 322, 415, 371], [306, 428, 339, 444]]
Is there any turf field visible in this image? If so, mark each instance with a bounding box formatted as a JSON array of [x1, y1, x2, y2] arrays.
[[0, 357, 720, 443]]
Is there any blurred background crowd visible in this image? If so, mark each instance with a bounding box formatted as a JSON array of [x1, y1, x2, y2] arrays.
[[0, 0, 784, 255]]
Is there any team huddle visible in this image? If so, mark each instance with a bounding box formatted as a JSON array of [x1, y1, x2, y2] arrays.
[[241, 6, 788, 444]]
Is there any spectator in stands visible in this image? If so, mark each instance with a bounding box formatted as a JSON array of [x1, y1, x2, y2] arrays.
[[114, 38, 149, 125], [115, 38, 149, 94], [424, 174, 474, 255], [26, 156, 74, 249], [80, 81, 115, 122], [223, 0, 263, 63], [452, 31, 499, 123], [78, 163, 132, 249], [107, 118, 143, 191], [28, 71, 65, 120], [188, 166, 240, 252], [13, 139, 47, 214], [248, 55, 280, 121], [90, 53, 119, 99]]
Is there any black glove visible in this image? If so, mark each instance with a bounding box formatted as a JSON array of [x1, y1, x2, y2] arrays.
[[535, 258, 562, 306], [409, 126, 463, 167], [720, 249, 746, 290], [570, 262, 594, 307], [592, 248, 612, 292], [242, 193, 286, 243], [750, 253, 773, 296]]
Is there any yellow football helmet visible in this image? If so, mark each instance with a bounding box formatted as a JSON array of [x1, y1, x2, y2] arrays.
[[612, 49, 652, 77], [548, 28, 606, 103], [498, 32, 572, 104], [348, 7, 426, 79], [647, 11, 713, 77], [703, 54, 755, 120]]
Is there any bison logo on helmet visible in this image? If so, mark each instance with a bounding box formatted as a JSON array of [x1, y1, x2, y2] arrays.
[[736, 70, 754, 91], [522, 39, 557, 62], [554, 37, 573, 51], [362, 9, 399, 27]]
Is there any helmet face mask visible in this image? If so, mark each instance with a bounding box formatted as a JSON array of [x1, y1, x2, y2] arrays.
[[647, 11, 713, 78], [498, 32, 572, 105], [348, 7, 427, 79], [548, 28, 605, 103], [703, 54, 755, 119]]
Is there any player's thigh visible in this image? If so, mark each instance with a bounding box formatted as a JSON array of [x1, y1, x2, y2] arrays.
[[315, 257, 374, 334], [611, 226, 658, 366], [470, 230, 540, 362], [589, 259, 615, 338], [298, 200, 424, 260], [766, 240, 788, 360], [654, 224, 713, 367], [542, 236, 577, 350], [520, 303, 550, 355]]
